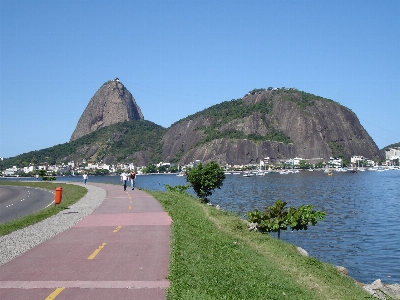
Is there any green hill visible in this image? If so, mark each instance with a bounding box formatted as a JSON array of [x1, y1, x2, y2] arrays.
[[2, 120, 166, 168]]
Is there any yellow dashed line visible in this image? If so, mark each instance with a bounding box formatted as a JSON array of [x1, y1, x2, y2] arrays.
[[113, 226, 122, 233], [128, 206, 132, 210], [88, 243, 106, 260], [45, 287, 65, 299]]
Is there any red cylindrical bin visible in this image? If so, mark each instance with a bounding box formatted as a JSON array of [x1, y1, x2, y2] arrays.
[[55, 187, 63, 205]]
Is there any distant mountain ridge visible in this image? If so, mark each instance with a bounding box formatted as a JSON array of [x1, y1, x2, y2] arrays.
[[2, 83, 384, 168]]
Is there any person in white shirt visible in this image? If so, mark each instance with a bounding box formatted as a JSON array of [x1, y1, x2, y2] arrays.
[[82, 172, 88, 185], [120, 170, 128, 191]]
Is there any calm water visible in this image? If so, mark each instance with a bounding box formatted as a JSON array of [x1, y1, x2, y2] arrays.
[[2, 170, 399, 284]]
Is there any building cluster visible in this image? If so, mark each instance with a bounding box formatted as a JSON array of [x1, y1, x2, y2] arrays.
[[1, 150, 398, 177], [385, 147, 400, 162], [1, 161, 137, 177]]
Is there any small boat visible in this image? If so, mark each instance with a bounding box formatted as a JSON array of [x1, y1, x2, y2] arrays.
[[243, 172, 255, 177], [176, 172, 185, 177]]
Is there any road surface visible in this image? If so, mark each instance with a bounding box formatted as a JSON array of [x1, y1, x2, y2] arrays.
[[0, 186, 54, 224]]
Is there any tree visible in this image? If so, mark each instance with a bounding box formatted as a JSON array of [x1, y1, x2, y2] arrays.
[[245, 200, 325, 239], [36, 169, 56, 181], [158, 165, 167, 173], [185, 161, 226, 202], [299, 160, 310, 169], [168, 164, 179, 173], [142, 164, 157, 173]]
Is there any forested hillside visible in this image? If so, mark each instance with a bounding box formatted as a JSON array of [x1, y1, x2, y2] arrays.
[[2, 120, 166, 168]]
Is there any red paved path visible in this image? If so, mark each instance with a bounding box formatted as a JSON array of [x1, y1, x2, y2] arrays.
[[0, 183, 171, 300]]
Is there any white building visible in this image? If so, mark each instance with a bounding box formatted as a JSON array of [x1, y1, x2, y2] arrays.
[[2, 168, 16, 176], [329, 157, 342, 167], [351, 156, 365, 164], [285, 157, 303, 166], [385, 148, 400, 160], [293, 157, 303, 166], [23, 166, 35, 173]]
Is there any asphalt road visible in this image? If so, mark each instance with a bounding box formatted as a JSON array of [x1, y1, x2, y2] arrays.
[[0, 186, 55, 224]]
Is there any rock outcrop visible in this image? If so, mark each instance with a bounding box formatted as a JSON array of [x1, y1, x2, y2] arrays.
[[161, 89, 382, 165], [363, 279, 400, 299], [70, 79, 144, 142]]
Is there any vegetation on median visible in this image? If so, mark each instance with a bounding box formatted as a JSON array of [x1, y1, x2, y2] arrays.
[[149, 190, 373, 300], [0, 182, 87, 236]]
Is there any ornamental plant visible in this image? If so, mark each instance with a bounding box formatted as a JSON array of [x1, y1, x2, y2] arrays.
[[245, 200, 325, 239], [185, 161, 225, 202]]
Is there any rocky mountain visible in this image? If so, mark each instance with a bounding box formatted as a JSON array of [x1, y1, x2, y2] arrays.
[[161, 88, 382, 165], [70, 79, 144, 142], [2, 85, 383, 169]]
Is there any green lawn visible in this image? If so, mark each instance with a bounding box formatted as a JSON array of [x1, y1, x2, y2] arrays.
[[0, 181, 87, 236], [149, 190, 373, 300]]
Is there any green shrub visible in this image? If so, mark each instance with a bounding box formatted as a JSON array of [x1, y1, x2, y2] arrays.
[[164, 184, 190, 193], [246, 200, 325, 239], [185, 161, 225, 202]]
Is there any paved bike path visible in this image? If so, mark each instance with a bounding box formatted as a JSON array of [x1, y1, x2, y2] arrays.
[[0, 183, 171, 300]]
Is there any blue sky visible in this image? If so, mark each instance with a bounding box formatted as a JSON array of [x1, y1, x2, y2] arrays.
[[1, 0, 399, 159]]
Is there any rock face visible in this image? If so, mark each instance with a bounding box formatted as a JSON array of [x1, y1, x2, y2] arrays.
[[70, 79, 144, 142], [161, 89, 382, 165]]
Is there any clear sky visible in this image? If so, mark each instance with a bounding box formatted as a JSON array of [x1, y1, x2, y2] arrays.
[[1, 0, 399, 159]]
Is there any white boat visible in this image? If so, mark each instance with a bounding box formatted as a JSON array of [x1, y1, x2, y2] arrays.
[[243, 172, 255, 177], [176, 172, 185, 176]]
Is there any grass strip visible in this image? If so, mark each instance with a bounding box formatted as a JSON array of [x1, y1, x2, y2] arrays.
[[149, 190, 373, 300], [0, 181, 87, 236]]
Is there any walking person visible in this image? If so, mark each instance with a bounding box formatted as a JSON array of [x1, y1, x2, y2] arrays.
[[120, 170, 128, 191], [82, 172, 88, 185], [129, 170, 136, 190]]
